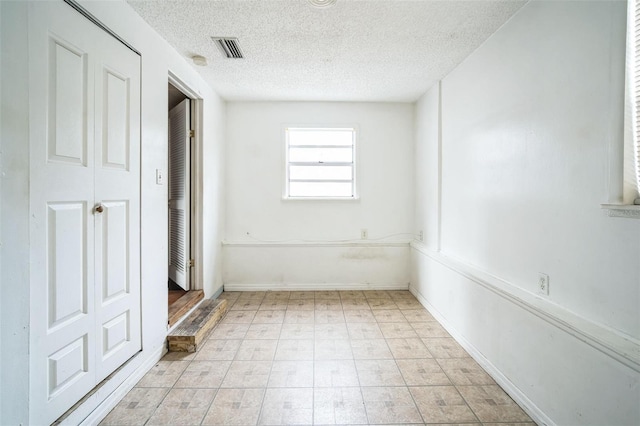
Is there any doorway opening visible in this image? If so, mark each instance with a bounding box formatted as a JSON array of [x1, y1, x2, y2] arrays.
[[167, 77, 203, 327]]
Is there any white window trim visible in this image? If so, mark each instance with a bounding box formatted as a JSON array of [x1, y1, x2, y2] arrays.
[[283, 125, 359, 200], [602, 1, 640, 218], [601, 203, 640, 219], [630, 0, 640, 201]]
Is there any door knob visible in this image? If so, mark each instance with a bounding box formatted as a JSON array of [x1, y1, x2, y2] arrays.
[[95, 204, 104, 213]]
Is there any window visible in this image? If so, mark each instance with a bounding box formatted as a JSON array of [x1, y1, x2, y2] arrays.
[[627, 0, 640, 204], [285, 127, 356, 198], [603, 2, 640, 217]]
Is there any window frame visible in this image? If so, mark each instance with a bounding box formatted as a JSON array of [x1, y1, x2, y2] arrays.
[[283, 126, 359, 200], [601, 1, 640, 218], [626, 0, 640, 203]]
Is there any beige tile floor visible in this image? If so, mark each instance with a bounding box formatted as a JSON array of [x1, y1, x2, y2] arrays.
[[101, 290, 535, 425]]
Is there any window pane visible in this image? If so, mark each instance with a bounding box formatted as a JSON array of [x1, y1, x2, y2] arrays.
[[289, 165, 352, 181], [288, 129, 353, 146], [289, 147, 353, 163], [289, 182, 353, 197]]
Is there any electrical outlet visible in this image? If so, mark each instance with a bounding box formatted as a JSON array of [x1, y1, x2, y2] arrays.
[[538, 273, 550, 295], [361, 229, 368, 239], [418, 230, 424, 241]]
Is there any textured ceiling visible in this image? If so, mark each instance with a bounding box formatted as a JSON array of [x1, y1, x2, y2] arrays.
[[127, 0, 527, 102]]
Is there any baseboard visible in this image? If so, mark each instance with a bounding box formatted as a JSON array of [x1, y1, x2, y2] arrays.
[[76, 345, 166, 426], [408, 284, 554, 426], [211, 285, 224, 299], [223, 282, 410, 292]]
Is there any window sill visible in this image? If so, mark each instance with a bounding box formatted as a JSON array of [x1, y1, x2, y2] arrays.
[[601, 203, 640, 219]]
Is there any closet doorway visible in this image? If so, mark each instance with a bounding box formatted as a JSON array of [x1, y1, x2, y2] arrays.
[[167, 78, 203, 326]]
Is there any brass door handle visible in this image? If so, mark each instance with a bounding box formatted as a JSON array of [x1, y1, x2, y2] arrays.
[[95, 204, 104, 213]]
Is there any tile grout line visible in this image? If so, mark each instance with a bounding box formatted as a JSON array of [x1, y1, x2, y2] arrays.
[[248, 294, 269, 426], [201, 303, 235, 426], [311, 304, 315, 426], [391, 326, 428, 426], [203, 311, 236, 425]]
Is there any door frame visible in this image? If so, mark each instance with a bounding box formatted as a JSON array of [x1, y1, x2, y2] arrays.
[[168, 72, 203, 291]]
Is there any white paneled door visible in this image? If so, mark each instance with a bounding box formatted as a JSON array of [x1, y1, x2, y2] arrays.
[[168, 99, 191, 290], [28, 2, 141, 424]]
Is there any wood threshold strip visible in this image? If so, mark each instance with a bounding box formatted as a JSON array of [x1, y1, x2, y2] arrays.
[[168, 290, 204, 327], [167, 298, 228, 352]]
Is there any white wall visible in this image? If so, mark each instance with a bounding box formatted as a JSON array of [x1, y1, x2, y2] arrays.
[[0, 2, 31, 421], [414, 84, 440, 249], [0, 1, 226, 423], [412, 1, 640, 425], [224, 102, 414, 289]]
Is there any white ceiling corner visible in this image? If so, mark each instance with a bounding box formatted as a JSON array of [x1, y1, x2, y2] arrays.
[[126, 0, 527, 102]]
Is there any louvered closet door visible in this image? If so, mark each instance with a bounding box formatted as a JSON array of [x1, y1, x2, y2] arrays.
[[168, 99, 191, 290], [28, 1, 141, 424]]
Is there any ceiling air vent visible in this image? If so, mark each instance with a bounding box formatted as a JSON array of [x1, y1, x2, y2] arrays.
[[212, 37, 244, 59]]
